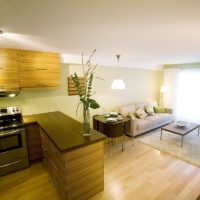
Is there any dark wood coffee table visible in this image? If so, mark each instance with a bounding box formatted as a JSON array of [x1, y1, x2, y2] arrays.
[[160, 122, 200, 147]]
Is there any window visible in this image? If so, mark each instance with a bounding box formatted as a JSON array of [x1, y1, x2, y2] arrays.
[[176, 69, 200, 123]]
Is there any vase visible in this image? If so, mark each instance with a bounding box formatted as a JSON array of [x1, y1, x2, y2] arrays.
[[83, 106, 91, 136]]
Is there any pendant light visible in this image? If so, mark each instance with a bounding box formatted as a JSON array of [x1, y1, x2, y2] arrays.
[[111, 54, 126, 90], [0, 30, 3, 40]]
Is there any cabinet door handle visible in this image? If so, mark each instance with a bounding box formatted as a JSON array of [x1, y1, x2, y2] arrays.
[[49, 144, 56, 153], [40, 131, 45, 138], [53, 177, 59, 187], [0, 128, 24, 138], [51, 160, 58, 170], [36, 85, 48, 87], [35, 68, 47, 70], [0, 159, 23, 168]]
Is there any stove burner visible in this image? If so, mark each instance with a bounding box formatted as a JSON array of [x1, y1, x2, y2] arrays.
[[0, 106, 24, 131]]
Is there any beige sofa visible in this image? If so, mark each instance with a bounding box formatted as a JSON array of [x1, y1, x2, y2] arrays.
[[118, 102, 174, 137]]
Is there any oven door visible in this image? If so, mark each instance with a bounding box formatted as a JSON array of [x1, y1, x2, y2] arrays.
[[0, 128, 26, 153], [0, 128, 29, 176]]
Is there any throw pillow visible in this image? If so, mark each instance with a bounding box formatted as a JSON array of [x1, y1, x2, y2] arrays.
[[145, 105, 154, 116], [135, 108, 148, 119], [153, 106, 166, 113]]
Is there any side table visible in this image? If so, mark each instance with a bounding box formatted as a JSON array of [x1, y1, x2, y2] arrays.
[[93, 115, 133, 151]]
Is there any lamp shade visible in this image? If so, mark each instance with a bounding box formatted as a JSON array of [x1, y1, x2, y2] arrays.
[[160, 85, 168, 93], [111, 79, 126, 90]]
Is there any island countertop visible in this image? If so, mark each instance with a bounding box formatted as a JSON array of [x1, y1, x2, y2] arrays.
[[23, 111, 106, 153]]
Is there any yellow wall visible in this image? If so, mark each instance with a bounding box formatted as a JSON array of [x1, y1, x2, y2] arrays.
[[0, 64, 162, 120]]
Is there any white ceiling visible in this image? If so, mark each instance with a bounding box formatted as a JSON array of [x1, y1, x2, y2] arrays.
[[1, 0, 200, 69]]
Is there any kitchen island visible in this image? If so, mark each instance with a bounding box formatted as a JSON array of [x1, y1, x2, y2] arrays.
[[23, 111, 106, 200]]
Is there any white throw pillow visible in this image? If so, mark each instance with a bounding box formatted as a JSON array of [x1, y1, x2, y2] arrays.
[[145, 105, 155, 116], [136, 108, 148, 119]]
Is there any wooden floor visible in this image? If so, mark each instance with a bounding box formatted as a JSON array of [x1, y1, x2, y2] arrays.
[[1, 136, 200, 200]]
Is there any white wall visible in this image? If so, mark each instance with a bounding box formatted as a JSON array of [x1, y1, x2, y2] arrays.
[[0, 64, 161, 120]]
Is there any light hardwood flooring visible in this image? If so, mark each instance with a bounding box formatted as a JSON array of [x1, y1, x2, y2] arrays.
[[1, 136, 200, 200]]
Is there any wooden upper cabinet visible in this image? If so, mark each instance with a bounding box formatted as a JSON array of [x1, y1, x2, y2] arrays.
[[18, 50, 60, 88], [0, 49, 20, 91]]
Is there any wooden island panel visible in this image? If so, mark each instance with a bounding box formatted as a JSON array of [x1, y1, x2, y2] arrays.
[[40, 127, 104, 200], [24, 112, 106, 200]]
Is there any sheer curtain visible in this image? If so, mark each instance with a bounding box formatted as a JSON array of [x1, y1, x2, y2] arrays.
[[176, 69, 200, 123], [163, 68, 200, 123]]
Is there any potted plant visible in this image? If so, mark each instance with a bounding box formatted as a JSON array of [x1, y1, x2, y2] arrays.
[[71, 49, 100, 136]]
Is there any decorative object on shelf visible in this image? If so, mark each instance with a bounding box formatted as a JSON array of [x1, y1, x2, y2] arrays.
[[111, 54, 126, 90], [68, 76, 85, 95], [71, 49, 100, 136]]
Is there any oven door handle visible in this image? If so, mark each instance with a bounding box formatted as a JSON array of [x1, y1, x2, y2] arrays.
[[0, 159, 24, 168], [0, 128, 24, 137]]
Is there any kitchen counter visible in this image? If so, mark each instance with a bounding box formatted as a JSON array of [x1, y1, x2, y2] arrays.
[[24, 111, 105, 200], [23, 111, 106, 153]]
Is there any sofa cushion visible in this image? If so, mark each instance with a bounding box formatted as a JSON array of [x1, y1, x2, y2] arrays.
[[145, 115, 163, 124], [119, 102, 159, 116], [137, 119, 152, 130], [154, 113, 173, 121], [119, 105, 136, 116]]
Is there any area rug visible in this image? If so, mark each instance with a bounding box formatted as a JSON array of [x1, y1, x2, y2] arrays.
[[138, 128, 200, 167]]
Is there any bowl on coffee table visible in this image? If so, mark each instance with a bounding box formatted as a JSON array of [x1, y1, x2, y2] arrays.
[[175, 121, 189, 128]]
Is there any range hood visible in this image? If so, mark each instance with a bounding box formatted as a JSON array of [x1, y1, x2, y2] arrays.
[[0, 90, 20, 97]]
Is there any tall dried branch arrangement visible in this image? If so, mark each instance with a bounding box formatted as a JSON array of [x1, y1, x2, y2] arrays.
[[71, 49, 100, 116]]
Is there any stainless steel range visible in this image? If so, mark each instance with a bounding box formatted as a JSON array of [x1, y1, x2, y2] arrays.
[[0, 106, 29, 176]]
